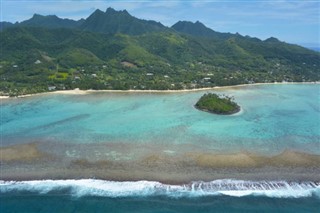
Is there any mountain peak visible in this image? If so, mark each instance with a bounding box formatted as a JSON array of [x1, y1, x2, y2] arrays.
[[20, 13, 82, 28], [80, 7, 166, 35], [105, 7, 130, 16], [31, 14, 59, 19], [171, 20, 240, 40], [93, 9, 104, 15], [172, 20, 211, 30], [32, 13, 41, 17], [106, 7, 116, 13], [122, 9, 130, 15], [172, 20, 217, 37], [264, 37, 280, 42]]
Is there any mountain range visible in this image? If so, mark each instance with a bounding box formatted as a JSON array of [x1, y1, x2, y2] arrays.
[[0, 8, 319, 95], [1, 8, 166, 34]]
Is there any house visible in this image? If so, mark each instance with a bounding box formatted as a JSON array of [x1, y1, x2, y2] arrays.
[[121, 61, 136, 68], [164, 75, 169, 78], [48, 86, 56, 91], [146, 73, 154, 76], [13, 65, 18, 68], [34, 60, 41, 64], [91, 74, 97, 78], [59, 84, 66, 90]]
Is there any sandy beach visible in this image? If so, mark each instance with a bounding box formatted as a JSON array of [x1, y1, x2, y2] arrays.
[[1, 82, 319, 99]]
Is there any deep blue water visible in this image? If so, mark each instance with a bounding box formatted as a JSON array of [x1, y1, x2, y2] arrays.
[[1, 194, 320, 213], [1, 179, 319, 212]]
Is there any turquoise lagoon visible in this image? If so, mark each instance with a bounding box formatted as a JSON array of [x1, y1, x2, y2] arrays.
[[1, 84, 319, 155], [1, 84, 320, 213]]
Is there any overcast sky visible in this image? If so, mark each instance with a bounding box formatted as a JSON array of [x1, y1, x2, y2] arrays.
[[1, 0, 319, 47]]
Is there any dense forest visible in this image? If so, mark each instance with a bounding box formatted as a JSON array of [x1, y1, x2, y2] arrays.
[[1, 8, 319, 96]]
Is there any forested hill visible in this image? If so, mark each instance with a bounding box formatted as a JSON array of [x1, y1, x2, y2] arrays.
[[80, 8, 166, 35], [19, 14, 85, 29], [171, 21, 233, 39], [0, 8, 319, 96]]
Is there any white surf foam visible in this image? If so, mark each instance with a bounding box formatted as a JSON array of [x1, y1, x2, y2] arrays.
[[0, 179, 319, 198]]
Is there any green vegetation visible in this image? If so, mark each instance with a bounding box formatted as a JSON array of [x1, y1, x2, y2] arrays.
[[80, 8, 165, 35], [195, 93, 240, 115], [0, 8, 319, 96]]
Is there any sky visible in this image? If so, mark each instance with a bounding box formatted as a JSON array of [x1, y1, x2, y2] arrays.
[[1, 0, 319, 47]]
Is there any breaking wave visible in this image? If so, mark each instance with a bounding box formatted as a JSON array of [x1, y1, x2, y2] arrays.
[[1, 179, 319, 198]]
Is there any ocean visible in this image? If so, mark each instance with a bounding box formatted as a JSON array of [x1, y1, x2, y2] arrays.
[[1, 179, 320, 213], [1, 84, 320, 212]]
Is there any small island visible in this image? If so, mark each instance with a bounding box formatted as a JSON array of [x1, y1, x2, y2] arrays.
[[195, 93, 240, 115]]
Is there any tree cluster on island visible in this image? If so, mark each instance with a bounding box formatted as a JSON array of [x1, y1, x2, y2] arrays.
[[195, 93, 240, 115], [0, 8, 319, 96]]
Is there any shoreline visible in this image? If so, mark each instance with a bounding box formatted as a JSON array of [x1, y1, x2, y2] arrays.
[[1, 81, 319, 99], [194, 105, 241, 115]]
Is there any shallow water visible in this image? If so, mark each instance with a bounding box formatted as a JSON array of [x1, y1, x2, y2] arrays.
[[1, 84, 319, 155]]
